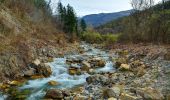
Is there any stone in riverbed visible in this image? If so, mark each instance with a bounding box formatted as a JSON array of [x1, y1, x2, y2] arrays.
[[120, 93, 139, 100], [164, 49, 170, 60], [48, 80, 60, 86], [23, 68, 35, 77], [130, 60, 144, 69], [115, 58, 127, 68], [33, 59, 41, 66], [119, 64, 130, 71], [108, 97, 117, 100], [136, 88, 164, 100], [36, 63, 52, 77], [90, 57, 105, 68], [45, 89, 63, 99], [68, 68, 77, 75], [30, 75, 44, 79], [136, 66, 146, 77], [9, 80, 22, 86], [73, 94, 88, 100], [86, 76, 94, 84], [68, 67, 82, 75], [81, 61, 91, 72], [103, 87, 121, 98]]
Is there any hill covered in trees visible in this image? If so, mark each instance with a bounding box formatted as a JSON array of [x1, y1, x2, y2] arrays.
[[96, 0, 170, 44], [82, 10, 131, 27]]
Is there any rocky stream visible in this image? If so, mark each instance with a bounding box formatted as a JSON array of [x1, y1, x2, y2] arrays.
[[0, 42, 170, 100]]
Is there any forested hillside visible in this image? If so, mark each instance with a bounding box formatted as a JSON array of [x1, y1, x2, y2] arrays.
[[83, 10, 131, 27], [97, 0, 170, 43]]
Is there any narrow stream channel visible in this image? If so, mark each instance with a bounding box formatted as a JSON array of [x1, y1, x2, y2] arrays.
[[0, 43, 116, 100]]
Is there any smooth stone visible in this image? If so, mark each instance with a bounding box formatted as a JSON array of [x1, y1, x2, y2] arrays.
[[48, 80, 60, 86], [45, 89, 63, 99]]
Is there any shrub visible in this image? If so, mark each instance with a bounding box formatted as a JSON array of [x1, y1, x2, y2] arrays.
[[82, 31, 102, 43], [102, 34, 119, 44]]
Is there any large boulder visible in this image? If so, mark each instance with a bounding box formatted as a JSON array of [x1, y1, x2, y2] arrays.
[[35, 63, 52, 77], [45, 89, 63, 99]]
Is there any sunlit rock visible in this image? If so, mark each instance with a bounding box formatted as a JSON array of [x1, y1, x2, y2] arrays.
[[119, 64, 130, 71], [48, 80, 60, 86]]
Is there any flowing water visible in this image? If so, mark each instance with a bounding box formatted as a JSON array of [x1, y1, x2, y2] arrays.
[[0, 43, 115, 100]]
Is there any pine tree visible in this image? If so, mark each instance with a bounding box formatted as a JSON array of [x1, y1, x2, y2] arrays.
[[57, 2, 78, 39], [80, 19, 87, 32], [66, 4, 77, 33]]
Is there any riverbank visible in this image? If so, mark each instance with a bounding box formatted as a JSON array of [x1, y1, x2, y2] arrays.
[[0, 42, 170, 99]]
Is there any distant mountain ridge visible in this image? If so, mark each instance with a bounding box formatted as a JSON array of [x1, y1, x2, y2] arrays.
[[82, 10, 132, 27]]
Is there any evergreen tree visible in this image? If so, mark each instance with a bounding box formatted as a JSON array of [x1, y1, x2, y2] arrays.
[[80, 19, 87, 32], [57, 2, 78, 39], [57, 1, 64, 22], [66, 4, 77, 33]]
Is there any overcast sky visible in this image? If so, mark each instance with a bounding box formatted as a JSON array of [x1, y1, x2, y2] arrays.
[[50, 0, 162, 17]]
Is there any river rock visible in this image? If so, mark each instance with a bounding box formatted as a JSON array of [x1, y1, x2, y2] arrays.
[[81, 61, 91, 72], [86, 74, 109, 85], [70, 63, 81, 69], [115, 58, 127, 68], [9, 80, 22, 86], [90, 57, 105, 68], [73, 94, 88, 100], [166, 94, 170, 100], [130, 60, 144, 69], [103, 87, 121, 98], [68, 68, 77, 75], [33, 59, 41, 66], [86, 76, 94, 84], [120, 93, 139, 100], [23, 68, 35, 77], [66, 56, 84, 64], [36, 63, 52, 77], [136, 66, 146, 77], [48, 80, 60, 86], [136, 88, 164, 100], [88, 68, 95, 75], [108, 97, 117, 100], [117, 50, 129, 57], [62, 90, 71, 97], [45, 89, 63, 99], [164, 50, 170, 60], [119, 64, 130, 71], [31, 75, 44, 79], [68, 67, 81, 75]]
